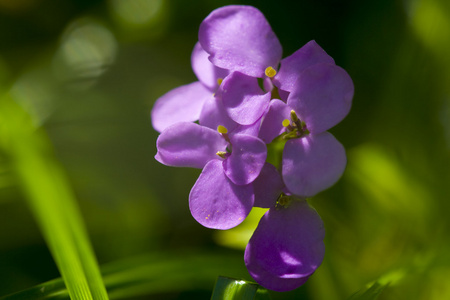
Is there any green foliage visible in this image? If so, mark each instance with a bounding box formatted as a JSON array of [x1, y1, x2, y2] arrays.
[[1, 251, 248, 300], [210, 277, 270, 300], [0, 96, 108, 300], [1, 0, 450, 299], [347, 283, 387, 300]]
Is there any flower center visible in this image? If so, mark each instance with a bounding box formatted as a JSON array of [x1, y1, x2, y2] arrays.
[[275, 193, 293, 209], [281, 110, 309, 140], [216, 125, 232, 158], [275, 193, 307, 209]]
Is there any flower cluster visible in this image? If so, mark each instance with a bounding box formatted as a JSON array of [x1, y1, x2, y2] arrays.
[[152, 5, 354, 292]]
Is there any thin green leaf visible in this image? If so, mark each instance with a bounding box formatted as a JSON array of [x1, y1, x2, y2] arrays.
[[0, 95, 108, 300], [347, 282, 388, 300], [1, 251, 248, 300], [254, 288, 271, 300], [210, 276, 271, 300]]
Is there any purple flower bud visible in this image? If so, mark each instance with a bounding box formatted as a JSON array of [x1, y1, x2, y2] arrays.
[[245, 199, 325, 292]]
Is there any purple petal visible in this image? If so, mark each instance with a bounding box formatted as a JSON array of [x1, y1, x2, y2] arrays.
[[232, 120, 261, 137], [199, 5, 282, 78], [223, 134, 267, 185], [273, 40, 335, 93], [191, 42, 229, 91], [221, 72, 271, 125], [156, 122, 227, 169], [278, 88, 290, 102], [244, 200, 325, 291], [252, 163, 284, 208], [189, 160, 254, 229], [258, 99, 292, 144], [199, 95, 238, 132], [287, 63, 354, 134], [263, 76, 274, 93], [151, 81, 213, 132], [282, 132, 346, 197]]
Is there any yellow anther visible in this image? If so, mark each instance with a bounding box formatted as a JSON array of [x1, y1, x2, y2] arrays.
[[290, 110, 299, 122], [217, 125, 228, 134], [217, 78, 223, 86], [282, 119, 291, 127], [265, 66, 277, 78], [216, 151, 227, 159]]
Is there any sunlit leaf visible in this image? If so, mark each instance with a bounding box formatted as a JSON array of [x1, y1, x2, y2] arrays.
[[1, 251, 248, 300], [213, 207, 268, 250], [0, 94, 108, 300], [210, 276, 270, 300], [347, 282, 387, 300]]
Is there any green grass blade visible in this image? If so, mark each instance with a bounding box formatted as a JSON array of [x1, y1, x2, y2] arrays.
[[210, 276, 271, 300], [0, 94, 108, 300], [46, 160, 108, 300], [347, 282, 388, 300], [0, 251, 249, 300], [0, 279, 68, 300], [254, 288, 271, 300]]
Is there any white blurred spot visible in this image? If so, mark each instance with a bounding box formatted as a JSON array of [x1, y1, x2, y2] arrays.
[[52, 18, 117, 90], [10, 68, 56, 126]]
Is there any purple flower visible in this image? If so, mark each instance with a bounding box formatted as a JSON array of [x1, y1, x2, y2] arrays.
[[244, 59, 352, 291], [217, 71, 272, 126], [198, 90, 263, 137], [245, 198, 325, 292], [151, 42, 229, 132], [197, 6, 353, 292], [199, 5, 282, 78], [259, 61, 353, 197], [197, 5, 278, 126], [259, 99, 349, 198], [152, 4, 355, 292], [198, 6, 337, 125], [247, 161, 329, 292], [155, 122, 267, 229], [243, 159, 327, 292]]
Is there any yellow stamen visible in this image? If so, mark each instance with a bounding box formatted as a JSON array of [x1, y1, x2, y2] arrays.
[[282, 119, 291, 127], [265, 66, 277, 78], [216, 151, 227, 159], [290, 110, 299, 122], [217, 78, 223, 86], [217, 125, 228, 134]]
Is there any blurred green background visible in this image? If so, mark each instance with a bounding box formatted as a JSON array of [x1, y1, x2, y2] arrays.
[[1, 0, 450, 299]]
